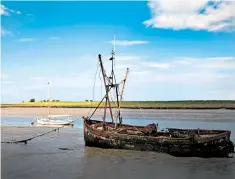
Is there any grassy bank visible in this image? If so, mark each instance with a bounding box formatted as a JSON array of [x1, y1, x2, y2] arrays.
[[1, 100, 235, 109]]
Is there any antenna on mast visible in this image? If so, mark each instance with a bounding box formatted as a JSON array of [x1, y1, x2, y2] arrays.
[[109, 33, 116, 85], [113, 33, 116, 54], [110, 34, 116, 66]]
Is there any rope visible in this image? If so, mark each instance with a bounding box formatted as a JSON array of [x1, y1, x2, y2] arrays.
[[99, 69, 102, 100], [88, 60, 99, 116], [136, 100, 146, 120], [1, 124, 67, 144], [98, 69, 104, 116]]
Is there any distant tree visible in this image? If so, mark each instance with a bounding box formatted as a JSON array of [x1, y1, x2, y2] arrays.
[[90, 100, 93, 102], [52, 100, 55, 102], [29, 98, 35, 102], [56, 100, 60, 102], [22, 101, 24, 103], [85, 100, 89, 102]]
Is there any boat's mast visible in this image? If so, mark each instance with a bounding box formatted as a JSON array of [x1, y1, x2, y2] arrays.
[[116, 68, 129, 122], [110, 35, 120, 127], [110, 35, 115, 85], [48, 82, 50, 118], [98, 54, 114, 123]]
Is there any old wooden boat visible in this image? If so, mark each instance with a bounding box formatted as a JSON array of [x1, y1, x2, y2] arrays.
[[83, 44, 234, 158], [83, 118, 234, 157]]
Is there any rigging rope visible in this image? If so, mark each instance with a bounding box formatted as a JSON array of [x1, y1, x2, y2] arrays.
[[136, 100, 146, 120], [99, 69, 103, 115], [88, 60, 99, 116]]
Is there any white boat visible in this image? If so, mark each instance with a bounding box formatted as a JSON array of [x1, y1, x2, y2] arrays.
[[36, 115, 74, 126], [35, 82, 75, 126]]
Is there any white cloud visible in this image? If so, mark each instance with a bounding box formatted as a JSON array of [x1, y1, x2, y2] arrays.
[[124, 56, 235, 93], [49, 36, 60, 40], [141, 61, 171, 69], [1, 81, 13, 85], [109, 40, 149, 46], [0, 5, 21, 16], [115, 64, 136, 70], [0, 5, 9, 16], [140, 56, 235, 70], [31, 76, 44, 80], [0, 27, 12, 37], [103, 55, 147, 61], [18, 38, 36, 42], [27, 73, 95, 90], [0, 73, 8, 79], [115, 55, 141, 61], [206, 57, 235, 61], [144, 0, 235, 32]]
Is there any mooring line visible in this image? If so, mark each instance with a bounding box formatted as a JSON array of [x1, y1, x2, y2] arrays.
[[1, 120, 75, 145]]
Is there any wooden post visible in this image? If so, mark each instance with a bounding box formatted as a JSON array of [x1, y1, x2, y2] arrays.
[[98, 54, 114, 123]]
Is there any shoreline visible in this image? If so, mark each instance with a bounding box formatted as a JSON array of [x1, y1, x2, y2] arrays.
[[1, 106, 235, 110], [1, 100, 235, 110]]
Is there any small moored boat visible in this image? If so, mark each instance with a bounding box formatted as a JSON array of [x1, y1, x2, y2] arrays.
[[36, 115, 74, 126], [35, 82, 75, 126]]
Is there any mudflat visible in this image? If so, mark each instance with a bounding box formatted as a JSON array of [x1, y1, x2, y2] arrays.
[[1, 126, 235, 179]]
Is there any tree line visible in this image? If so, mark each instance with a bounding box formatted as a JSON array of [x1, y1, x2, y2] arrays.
[[25, 99, 60, 102]]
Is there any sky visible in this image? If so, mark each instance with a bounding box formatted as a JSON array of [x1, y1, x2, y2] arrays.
[[1, 0, 235, 103]]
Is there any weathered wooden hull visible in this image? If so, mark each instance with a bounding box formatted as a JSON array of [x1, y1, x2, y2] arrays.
[[83, 119, 234, 158]]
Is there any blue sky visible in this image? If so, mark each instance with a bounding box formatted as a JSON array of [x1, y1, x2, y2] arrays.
[[1, 0, 235, 103]]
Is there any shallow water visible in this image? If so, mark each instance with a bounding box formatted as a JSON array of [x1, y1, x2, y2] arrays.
[[1, 110, 235, 140]]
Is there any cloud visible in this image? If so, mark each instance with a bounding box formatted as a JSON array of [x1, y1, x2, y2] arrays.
[[31, 76, 44, 80], [18, 38, 36, 42], [115, 55, 141, 61], [1, 81, 13, 85], [124, 56, 235, 94], [206, 57, 235, 61], [115, 64, 136, 70], [0, 73, 8, 79], [0, 27, 12, 37], [49, 36, 60, 40], [0, 5, 21, 16], [103, 55, 147, 61], [109, 40, 149, 46], [144, 0, 235, 32], [0, 5, 9, 16], [27, 73, 95, 90], [141, 61, 171, 69], [140, 56, 235, 70]]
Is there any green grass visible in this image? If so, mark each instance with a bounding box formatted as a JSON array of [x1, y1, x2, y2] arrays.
[[1, 100, 235, 109]]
